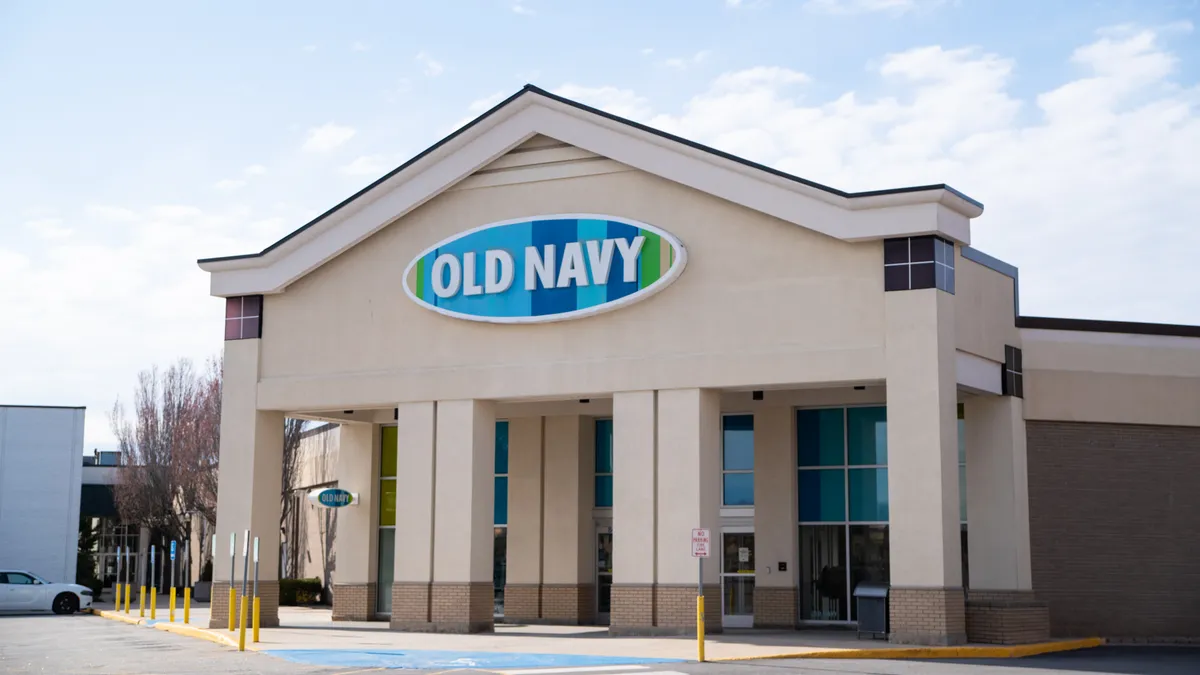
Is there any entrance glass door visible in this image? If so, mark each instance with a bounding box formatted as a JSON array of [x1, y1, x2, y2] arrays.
[[595, 526, 613, 625], [721, 531, 754, 628]]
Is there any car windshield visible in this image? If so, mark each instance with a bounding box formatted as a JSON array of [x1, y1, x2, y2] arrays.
[[24, 572, 48, 584]]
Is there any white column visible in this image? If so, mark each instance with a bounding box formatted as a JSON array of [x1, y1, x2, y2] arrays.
[[753, 407, 798, 627], [964, 395, 1032, 591], [505, 416, 544, 620], [391, 402, 436, 627], [331, 422, 378, 619], [610, 391, 657, 631], [542, 415, 595, 622]]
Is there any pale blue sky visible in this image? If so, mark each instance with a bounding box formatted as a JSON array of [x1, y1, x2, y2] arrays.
[[2, 0, 1198, 448]]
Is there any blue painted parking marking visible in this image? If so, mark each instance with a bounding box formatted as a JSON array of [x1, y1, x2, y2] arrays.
[[263, 649, 684, 670]]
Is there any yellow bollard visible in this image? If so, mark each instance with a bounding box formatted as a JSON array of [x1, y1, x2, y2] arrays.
[[228, 587, 236, 631], [139, 586, 146, 617], [125, 584, 131, 613], [169, 587, 176, 622], [115, 583, 121, 610], [150, 587, 157, 620], [237, 595, 248, 652], [252, 596, 260, 643], [697, 595, 706, 662], [183, 587, 190, 624]]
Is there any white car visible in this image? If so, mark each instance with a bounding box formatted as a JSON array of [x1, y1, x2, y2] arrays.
[[0, 570, 94, 614]]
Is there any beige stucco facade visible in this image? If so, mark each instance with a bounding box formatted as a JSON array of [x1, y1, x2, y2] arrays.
[[200, 86, 1200, 643]]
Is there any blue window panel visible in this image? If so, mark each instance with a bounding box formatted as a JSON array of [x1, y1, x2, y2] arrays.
[[847, 407, 887, 466], [723, 473, 754, 506], [595, 419, 613, 473], [722, 414, 754, 471], [797, 409, 845, 466], [595, 475, 614, 508], [495, 421, 509, 475], [494, 476, 508, 526], [799, 469, 845, 522], [848, 468, 889, 522]]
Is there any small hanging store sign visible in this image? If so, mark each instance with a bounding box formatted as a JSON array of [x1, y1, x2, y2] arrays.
[[307, 488, 358, 508]]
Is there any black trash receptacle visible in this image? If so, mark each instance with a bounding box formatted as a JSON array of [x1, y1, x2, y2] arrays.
[[853, 582, 889, 639]]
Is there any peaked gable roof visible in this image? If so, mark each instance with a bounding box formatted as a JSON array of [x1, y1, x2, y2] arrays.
[[199, 84, 983, 297]]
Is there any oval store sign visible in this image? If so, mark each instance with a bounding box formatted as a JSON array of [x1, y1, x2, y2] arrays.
[[307, 488, 357, 508], [402, 214, 686, 323]]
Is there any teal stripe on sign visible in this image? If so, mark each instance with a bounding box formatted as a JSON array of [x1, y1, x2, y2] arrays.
[[576, 219, 608, 309]]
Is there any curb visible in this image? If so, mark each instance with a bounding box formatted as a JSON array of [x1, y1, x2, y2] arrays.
[[87, 608, 243, 649], [709, 637, 1106, 661], [85, 608, 146, 626]]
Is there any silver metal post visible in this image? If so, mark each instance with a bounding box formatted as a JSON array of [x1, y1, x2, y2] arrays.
[[241, 530, 250, 598]]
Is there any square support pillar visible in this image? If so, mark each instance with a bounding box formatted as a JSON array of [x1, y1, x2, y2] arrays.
[[610, 391, 657, 635], [210, 339, 283, 629], [391, 402, 436, 631], [753, 407, 799, 628], [503, 417, 544, 623], [331, 422, 379, 621], [430, 400, 496, 633], [964, 395, 1049, 644], [655, 388, 722, 635], [541, 415, 596, 624], [885, 289, 965, 645]]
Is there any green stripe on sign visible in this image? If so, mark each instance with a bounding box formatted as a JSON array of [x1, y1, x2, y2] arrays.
[[639, 231, 661, 289], [416, 257, 425, 300]]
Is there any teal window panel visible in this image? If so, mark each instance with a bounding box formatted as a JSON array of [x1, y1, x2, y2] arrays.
[[847, 407, 887, 466], [595, 419, 613, 473], [959, 464, 967, 523], [798, 409, 845, 466], [848, 468, 889, 522], [494, 476, 508, 525], [799, 468, 845, 521], [722, 414, 754, 471], [495, 421, 509, 475], [595, 475, 613, 508], [723, 473, 754, 506]]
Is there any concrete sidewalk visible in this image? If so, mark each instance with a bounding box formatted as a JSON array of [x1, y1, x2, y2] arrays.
[[86, 602, 1103, 663]]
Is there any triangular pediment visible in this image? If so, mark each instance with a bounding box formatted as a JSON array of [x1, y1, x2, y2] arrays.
[[198, 86, 981, 297]]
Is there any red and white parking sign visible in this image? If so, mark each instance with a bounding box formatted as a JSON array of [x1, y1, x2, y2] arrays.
[[691, 528, 711, 557]]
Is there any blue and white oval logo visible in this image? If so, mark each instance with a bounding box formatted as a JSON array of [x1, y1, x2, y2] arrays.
[[403, 214, 686, 323], [311, 488, 355, 508]]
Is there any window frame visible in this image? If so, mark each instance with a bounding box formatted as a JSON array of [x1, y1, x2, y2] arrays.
[[721, 413, 755, 507]]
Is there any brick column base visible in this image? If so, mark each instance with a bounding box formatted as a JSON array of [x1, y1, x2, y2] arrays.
[[501, 583, 541, 623], [208, 580, 280, 629], [966, 590, 1050, 644], [655, 584, 721, 635], [754, 586, 798, 628], [389, 582, 432, 630], [609, 584, 654, 635], [332, 582, 376, 621], [426, 582, 494, 633], [889, 587, 966, 645], [542, 584, 595, 625]]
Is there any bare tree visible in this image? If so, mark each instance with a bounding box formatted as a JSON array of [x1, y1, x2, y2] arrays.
[[279, 418, 305, 578], [111, 358, 221, 546]]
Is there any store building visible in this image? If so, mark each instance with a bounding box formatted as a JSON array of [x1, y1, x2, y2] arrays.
[[197, 85, 1200, 645]]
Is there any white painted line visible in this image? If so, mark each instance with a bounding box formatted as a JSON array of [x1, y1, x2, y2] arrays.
[[496, 665, 652, 675]]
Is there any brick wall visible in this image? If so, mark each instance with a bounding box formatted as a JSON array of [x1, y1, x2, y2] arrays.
[[541, 584, 595, 624], [390, 582, 432, 630], [208, 580, 280, 629], [754, 586, 797, 628], [332, 582, 376, 621], [429, 582, 494, 633], [965, 590, 1049, 644], [502, 583, 541, 622], [1027, 421, 1200, 640], [610, 584, 654, 634], [654, 584, 722, 635], [888, 587, 966, 645]]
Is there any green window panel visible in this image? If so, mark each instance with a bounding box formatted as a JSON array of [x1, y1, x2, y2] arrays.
[[381, 426, 398, 478], [379, 479, 396, 527]]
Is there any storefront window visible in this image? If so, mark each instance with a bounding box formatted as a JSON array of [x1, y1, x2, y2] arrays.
[[722, 415, 754, 506], [797, 406, 889, 623], [595, 419, 613, 508], [377, 426, 398, 614], [494, 421, 508, 616]]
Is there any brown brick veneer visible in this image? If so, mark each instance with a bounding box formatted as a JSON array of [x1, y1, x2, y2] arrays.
[[332, 582, 376, 621], [754, 586, 798, 628], [965, 590, 1049, 644], [1027, 421, 1200, 640], [888, 587, 966, 645], [390, 582, 434, 631], [208, 580, 280, 629], [501, 583, 541, 623], [541, 584, 595, 625], [428, 582, 494, 633], [609, 584, 654, 634], [654, 584, 722, 635]]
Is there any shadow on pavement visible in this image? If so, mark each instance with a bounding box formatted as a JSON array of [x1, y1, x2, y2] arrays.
[[927, 646, 1200, 675]]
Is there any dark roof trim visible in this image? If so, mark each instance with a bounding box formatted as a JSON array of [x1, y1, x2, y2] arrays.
[[0, 404, 86, 410], [1017, 316, 1200, 339], [198, 84, 982, 265]]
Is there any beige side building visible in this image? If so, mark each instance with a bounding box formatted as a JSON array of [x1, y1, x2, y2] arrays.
[[196, 86, 1200, 644]]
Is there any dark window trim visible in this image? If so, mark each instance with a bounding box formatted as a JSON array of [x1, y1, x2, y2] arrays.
[[1017, 316, 1200, 339]]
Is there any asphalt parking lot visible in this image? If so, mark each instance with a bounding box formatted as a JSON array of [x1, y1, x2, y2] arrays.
[[1, 613, 1197, 674]]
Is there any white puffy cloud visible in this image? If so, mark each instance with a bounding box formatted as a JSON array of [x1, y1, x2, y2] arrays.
[[301, 122, 357, 152], [631, 25, 1199, 323], [512, 2, 535, 15], [416, 51, 444, 77], [339, 155, 394, 176], [804, 0, 947, 15], [351, 41, 370, 52], [553, 84, 653, 121], [242, 164, 267, 176], [663, 50, 710, 70], [23, 218, 72, 239], [213, 178, 246, 190]]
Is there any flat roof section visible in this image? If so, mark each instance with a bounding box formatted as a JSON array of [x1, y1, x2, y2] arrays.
[[1018, 316, 1200, 339]]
